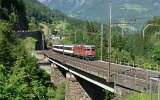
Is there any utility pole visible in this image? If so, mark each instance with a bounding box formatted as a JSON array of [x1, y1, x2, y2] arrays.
[[75, 31, 77, 44], [83, 26, 85, 40], [143, 24, 160, 37], [143, 24, 153, 38], [62, 33, 65, 64], [62, 22, 65, 64], [150, 76, 160, 100], [42, 33, 44, 53], [108, 0, 112, 79], [101, 23, 104, 61]]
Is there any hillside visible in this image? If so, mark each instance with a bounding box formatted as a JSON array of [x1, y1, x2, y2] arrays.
[[23, 0, 90, 33], [23, 0, 68, 23], [0, 0, 28, 30], [38, 0, 160, 28], [0, 0, 56, 99]]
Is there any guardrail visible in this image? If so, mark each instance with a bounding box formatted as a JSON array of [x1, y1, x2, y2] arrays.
[[104, 58, 160, 72], [12, 30, 39, 33]]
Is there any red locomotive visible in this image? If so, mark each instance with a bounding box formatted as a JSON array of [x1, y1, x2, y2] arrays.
[[73, 45, 96, 60], [52, 44, 96, 60]]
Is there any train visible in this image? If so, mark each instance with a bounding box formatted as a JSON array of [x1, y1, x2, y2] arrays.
[[52, 44, 96, 60]]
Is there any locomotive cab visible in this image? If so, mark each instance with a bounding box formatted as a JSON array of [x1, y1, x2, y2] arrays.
[[84, 46, 96, 60], [73, 45, 96, 60]]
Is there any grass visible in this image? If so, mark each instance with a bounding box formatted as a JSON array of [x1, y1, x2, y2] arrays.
[[39, 23, 49, 35], [21, 37, 37, 53], [54, 82, 65, 100], [126, 92, 158, 100]]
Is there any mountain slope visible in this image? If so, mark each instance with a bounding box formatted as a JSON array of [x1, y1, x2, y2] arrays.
[[0, 0, 28, 30], [23, 0, 68, 23], [38, 0, 160, 27]]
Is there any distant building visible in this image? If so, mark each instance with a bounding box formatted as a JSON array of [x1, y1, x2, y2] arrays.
[[50, 33, 64, 40], [55, 26, 61, 32], [50, 34, 60, 39]]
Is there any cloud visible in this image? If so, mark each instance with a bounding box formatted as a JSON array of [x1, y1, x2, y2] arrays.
[[120, 3, 148, 13]]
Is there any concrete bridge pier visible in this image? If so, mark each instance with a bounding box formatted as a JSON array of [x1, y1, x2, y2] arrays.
[[50, 63, 65, 88], [65, 73, 91, 100], [114, 85, 131, 100]]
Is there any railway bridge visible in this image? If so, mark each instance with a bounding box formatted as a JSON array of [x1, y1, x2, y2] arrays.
[[42, 50, 160, 100]]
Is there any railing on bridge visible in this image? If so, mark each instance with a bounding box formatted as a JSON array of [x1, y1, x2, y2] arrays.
[[105, 58, 160, 71], [12, 30, 39, 33]]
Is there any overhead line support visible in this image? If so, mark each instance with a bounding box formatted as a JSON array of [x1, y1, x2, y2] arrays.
[[108, 0, 112, 80]]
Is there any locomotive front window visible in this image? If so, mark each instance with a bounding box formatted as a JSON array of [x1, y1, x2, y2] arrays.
[[92, 47, 95, 51], [86, 49, 90, 51]]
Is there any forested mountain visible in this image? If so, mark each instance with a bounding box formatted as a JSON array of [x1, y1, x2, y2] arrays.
[[23, 0, 92, 32], [23, 0, 68, 23], [0, 0, 28, 30], [39, 0, 160, 28]]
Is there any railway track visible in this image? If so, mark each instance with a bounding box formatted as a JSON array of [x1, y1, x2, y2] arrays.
[[44, 50, 160, 91]]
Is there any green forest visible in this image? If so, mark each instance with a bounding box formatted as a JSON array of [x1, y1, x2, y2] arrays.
[[0, 0, 66, 99]]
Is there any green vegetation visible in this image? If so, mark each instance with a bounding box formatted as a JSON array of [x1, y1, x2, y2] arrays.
[[21, 37, 37, 53], [54, 82, 65, 100], [23, 0, 68, 23], [104, 90, 114, 100], [23, 0, 90, 33], [0, 20, 54, 99], [0, 0, 28, 30], [0, 0, 67, 99], [127, 92, 158, 100]]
